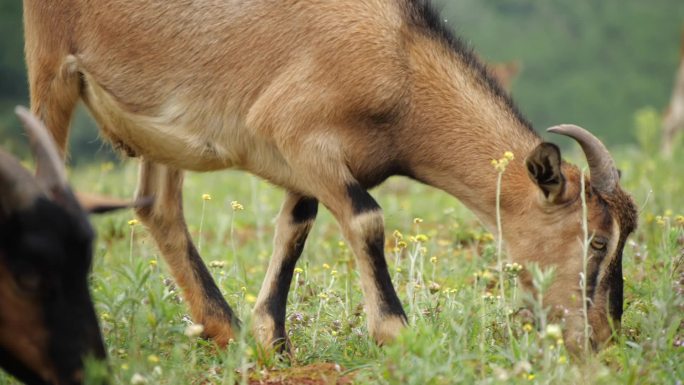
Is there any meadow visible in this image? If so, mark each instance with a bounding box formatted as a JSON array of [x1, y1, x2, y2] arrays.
[[2, 118, 682, 385]]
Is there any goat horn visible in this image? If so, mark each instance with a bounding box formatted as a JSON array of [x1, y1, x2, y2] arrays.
[[13, 106, 85, 215], [14, 106, 69, 192], [547, 124, 618, 194]]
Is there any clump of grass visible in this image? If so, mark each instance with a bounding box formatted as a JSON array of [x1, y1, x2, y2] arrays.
[[4, 143, 682, 385]]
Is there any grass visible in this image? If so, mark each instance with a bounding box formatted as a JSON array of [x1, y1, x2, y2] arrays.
[[2, 141, 682, 385]]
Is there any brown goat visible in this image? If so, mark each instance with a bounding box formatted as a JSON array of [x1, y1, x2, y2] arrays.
[[22, 0, 637, 354], [0, 107, 144, 385]]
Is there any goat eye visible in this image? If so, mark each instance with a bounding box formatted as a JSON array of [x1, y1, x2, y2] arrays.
[[590, 237, 608, 251]]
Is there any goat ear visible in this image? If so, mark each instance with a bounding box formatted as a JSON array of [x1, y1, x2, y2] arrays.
[[525, 143, 565, 202], [76, 192, 153, 214]]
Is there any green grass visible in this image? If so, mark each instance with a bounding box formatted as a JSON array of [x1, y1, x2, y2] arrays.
[[2, 142, 682, 385]]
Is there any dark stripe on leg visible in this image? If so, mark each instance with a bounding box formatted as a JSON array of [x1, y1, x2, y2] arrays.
[[187, 241, 239, 326], [291, 197, 318, 224], [264, 196, 317, 345], [265, 229, 310, 343], [346, 183, 380, 214], [365, 232, 407, 319]]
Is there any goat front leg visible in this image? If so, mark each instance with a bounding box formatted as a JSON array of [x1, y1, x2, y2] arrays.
[[252, 192, 318, 353], [135, 160, 239, 345], [321, 182, 407, 345]]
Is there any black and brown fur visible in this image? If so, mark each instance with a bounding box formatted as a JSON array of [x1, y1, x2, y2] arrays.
[[1, 108, 147, 384]]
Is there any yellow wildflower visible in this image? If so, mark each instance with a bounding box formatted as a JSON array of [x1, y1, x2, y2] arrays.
[[415, 234, 429, 242], [231, 200, 244, 210], [209, 260, 226, 268], [504, 262, 523, 276], [644, 213, 654, 224], [478, 270, 494, 281], [493, 151, 515, 172], [202, 193, 212, 201], [480, 232, 495, 242], [128, 219, 139, 226]]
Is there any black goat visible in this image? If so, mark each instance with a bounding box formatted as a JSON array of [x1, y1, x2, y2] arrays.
[[0, 107, 143, 385]]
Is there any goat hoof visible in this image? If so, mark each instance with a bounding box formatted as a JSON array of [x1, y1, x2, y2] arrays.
[[198, 318, 239, 348], [369, 314, 407, 346]]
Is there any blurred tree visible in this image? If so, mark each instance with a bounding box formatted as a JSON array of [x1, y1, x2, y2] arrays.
[[0, 1, 29, 158], [439, 0, 684, 146]]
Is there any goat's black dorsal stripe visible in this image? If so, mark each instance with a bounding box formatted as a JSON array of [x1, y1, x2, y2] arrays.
[[406, 0, 534, 134]]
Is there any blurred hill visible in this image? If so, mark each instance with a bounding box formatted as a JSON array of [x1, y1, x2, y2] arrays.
[[438, 0, 684, 147], [1, 1, 683, 162]]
